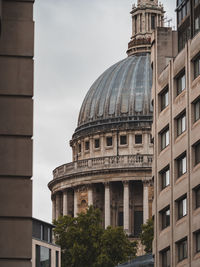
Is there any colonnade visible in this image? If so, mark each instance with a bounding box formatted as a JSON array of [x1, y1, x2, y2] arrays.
[[52, 181, 150, 233]]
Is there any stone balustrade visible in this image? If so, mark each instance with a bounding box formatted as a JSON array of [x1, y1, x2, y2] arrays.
[[53, 154, 153, 179]]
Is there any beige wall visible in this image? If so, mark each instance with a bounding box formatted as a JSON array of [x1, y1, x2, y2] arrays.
[[152, 27, 200, 266]]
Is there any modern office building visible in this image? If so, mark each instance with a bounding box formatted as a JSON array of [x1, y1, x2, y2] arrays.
[[152, 0, 200, 266], [0, 0, 34, 266], [32, 218, 61, 267], [48, 0, 164, 246]]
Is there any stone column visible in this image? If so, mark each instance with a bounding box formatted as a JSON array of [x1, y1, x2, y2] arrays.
[[88, 185, 93, 206], [55, 193, 61, 220], [143, 182, 149, 223], [74, 188, 78, 217], [104, 182, 111, 228], [123, 181, 130, 234], [52, 197, 56, 221], [63, 190, 68, 216]]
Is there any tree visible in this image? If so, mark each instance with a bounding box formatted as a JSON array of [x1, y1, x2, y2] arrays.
[[140, 218, 154, 254], [53, 206, 137, 267]]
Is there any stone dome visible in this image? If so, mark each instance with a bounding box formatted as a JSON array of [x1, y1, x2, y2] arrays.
[[76, 53, 152, 133]]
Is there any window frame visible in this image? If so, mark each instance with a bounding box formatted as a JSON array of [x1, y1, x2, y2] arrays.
[[160, 166, 170, 190], [161, 247, 170, 267], [177, 112, 186, 136], [177, 153, 187, 178], [176, 71, 186, 95], [194, 54, 200, 79], [195, 186, 200, 209], [94, 138, 100, 149], [85, 140, 90, 151], [135, 134, 142, 144], [160, 86, 169, 111], [177, 195, 187, 220], [196, 231, 200, 253], [177, 238, 188, 262], [160, 127, 169, 150], [194, 98, 200, 122], [194, 141, 200, 166], [161, 206, 170, 230]]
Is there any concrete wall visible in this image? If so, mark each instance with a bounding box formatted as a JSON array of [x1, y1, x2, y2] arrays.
[[0, 0, 34, 266]]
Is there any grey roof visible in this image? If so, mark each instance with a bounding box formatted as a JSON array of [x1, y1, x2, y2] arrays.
[[77, 53, 152, 129], [116, 254, 154, 267]]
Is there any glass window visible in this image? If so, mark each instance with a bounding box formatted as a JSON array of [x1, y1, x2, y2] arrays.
[[177, 238, 187, 262], [106, 136, 112, 146], [40, 225, 44, 240], [195, 186, 200, 209], [194, 55, 200, 79], [78, 143, 81, 153], [177, 72, 186, 95], [194, 16, 200, 35], [177, 113, 186, 136], [120, 135, 127, 145], [162, 248, 170, 267], [196, 232, 200, 253], [36, 245, 51, 267], [56, 251, 59, 267], [85, 141, 90, 151], [194, 99, 200, 122], [135, 134, 142, 144], [161, 207, 170, 229], [178, 197, 187, 219], [160, 88, 169, 111], [151, 15, 155, 30], [94, 139, 100, 148], [177, 153, 187, 177], [161, 167, 170, 189], [161, 128, 169, 150], [194, 142, 200, 165], [150, 134, 154, 144]]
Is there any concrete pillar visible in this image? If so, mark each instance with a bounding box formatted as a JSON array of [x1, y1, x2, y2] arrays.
[[74, 188, 78, 217], [143, 182, 149, 223], [104, 182, 111, 228], [63, 190, 68, 216], [52, 197, 56, 221], [56, 193, 61, 220], [123, 181, 130, 234], [88, 185, 93, 206]]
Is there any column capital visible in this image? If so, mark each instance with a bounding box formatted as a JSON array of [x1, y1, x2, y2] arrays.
[[103, 181, 110, 187], [142, 179, 153, 187], [122, 180, 129, 186]]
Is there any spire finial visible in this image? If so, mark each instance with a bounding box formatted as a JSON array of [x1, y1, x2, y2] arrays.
[[127, 0, 164, 56]]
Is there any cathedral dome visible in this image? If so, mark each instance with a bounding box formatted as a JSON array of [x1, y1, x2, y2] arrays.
[[76, 53, 153, 134]]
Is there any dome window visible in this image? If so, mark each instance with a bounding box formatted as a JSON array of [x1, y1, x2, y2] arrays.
[[94, 139, 100, 149], [106, 136, 113, 147], [85, 141, 90, 151], [120, 135, 127, 145], [78, 143, 81, 153], [135, 134, 142, 144]]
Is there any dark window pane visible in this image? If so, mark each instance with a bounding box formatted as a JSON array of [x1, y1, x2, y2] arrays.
[[85, 141, 89, 151], [94, 139, 100, 148], [194, 100, 200, 122], [178, 197, 187, 219], [151, 15, 155, 29], [118, 212, 123, 226], [161, 167, 170, 189], [106, 136, 112, 146], [196, 187, 200, 209], [78, 143, 81, 153], [177, 154, 187, 178], [194, 56, 200, 79], [197, 232, 200, 252], [178, 239, 187, 262], [161, 207, 170, 229], [120, 135, 127, 145], [177, 113, 186, 136], [134, 211, 143, 237], [195, 142, 200, 165], [56, 251, 59, 267], [177, 72, 185, 95], [162, 248, 170, 267], [135, 134, 142, 144], [161, 128, 169, 150]]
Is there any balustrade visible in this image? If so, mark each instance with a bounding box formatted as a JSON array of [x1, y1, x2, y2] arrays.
[[53, 154, 153, 179]]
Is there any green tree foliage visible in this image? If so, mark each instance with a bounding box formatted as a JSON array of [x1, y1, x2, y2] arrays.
[[140, 218, 154, 254], [53, 206, 137, 267]]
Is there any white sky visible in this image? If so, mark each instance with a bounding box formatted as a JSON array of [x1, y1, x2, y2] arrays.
[[33, 0, 176, 223]]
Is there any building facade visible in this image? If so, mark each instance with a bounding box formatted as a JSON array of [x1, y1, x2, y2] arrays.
[[32, 218, 61, 267], [152, 0, 200, 266], [48, 0, 164, 243], [0, 1, 34, 266]]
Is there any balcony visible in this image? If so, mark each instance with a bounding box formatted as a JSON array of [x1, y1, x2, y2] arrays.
[[53, 154, 153, 179]]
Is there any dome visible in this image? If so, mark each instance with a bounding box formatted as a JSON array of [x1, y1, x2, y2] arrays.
[[77, 53, 152, 133]]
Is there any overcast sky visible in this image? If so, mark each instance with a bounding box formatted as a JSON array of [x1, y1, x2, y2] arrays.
[[33, 0, 176, 223]]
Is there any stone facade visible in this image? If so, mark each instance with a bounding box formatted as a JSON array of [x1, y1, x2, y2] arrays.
[[151, 1, 200, 265]]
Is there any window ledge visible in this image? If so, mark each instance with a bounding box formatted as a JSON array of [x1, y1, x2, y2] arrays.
[[175, 173, 187, 185], [175, 130, 187, 143]]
